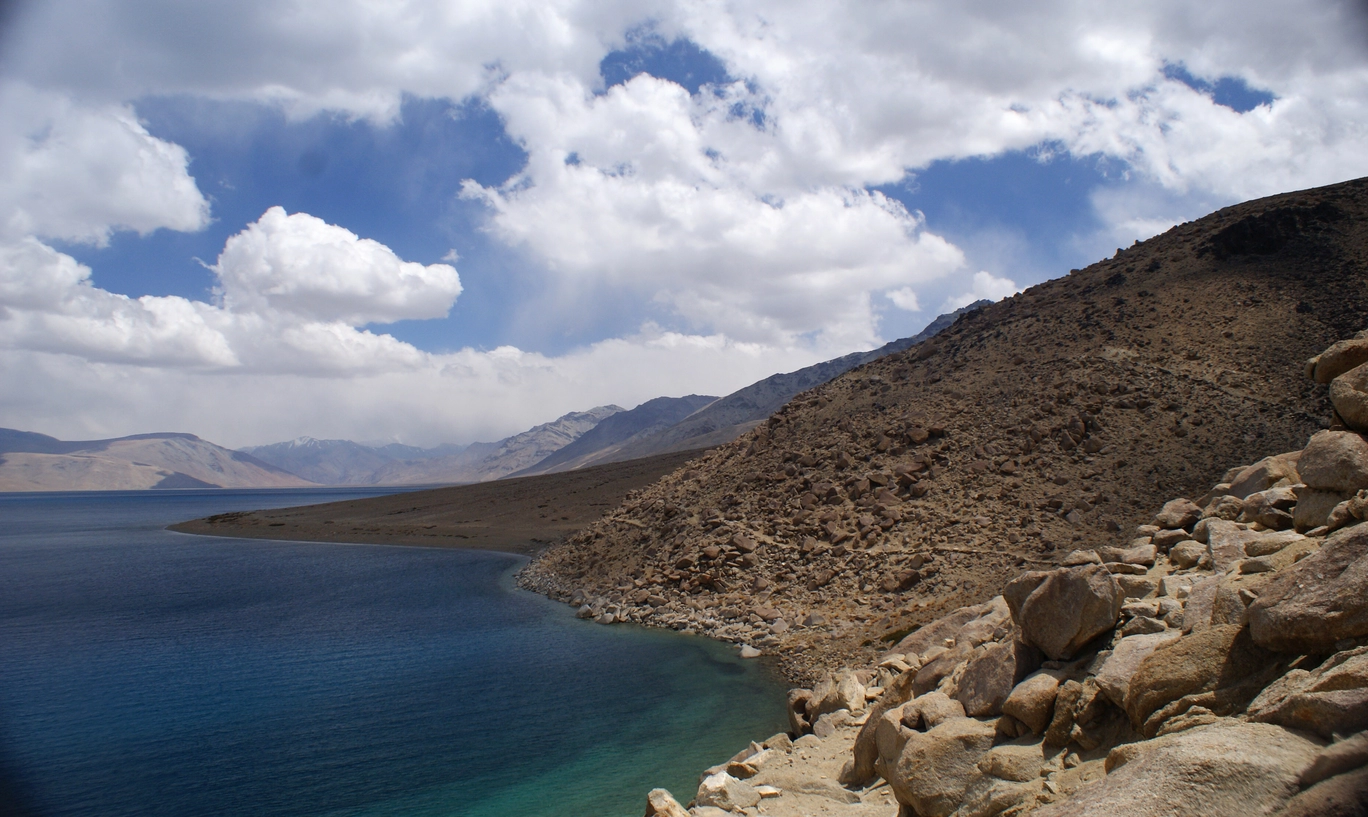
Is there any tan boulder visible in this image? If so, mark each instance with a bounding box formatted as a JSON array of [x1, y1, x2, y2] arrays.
[[1004, 565, 1123, 660], [1248, 524, 1368, 653], [1299, 731, 1368, 788], [1153, 498, 1203, 530], [1095, 630, 1183, 708], [1297, 430, 1368, 493], [977, 740, 1046, 782], [1312, 337, 1368, 383], [1245, 529, 1309, 557], [1248, 647, 1368, 738], [846, 667, 917, 786], [1001, 669, 1065, 735], [902, 691, 967, 730], [644, 788, 690, 817], [954, 638, 1042, 718], [1332, 362, 1368, 432], [1241, 486, 1297, 530], [890, 716, 997, 817], [1029, 721, 1319, 817], [1125, 624, 1281, 737], [1275, 766, 1368, 817], [1294, 488, 1351, 531], [886, 600, 991, 659], [1203, 518, 1261, 571], [1169, 540, 1205, 569], [1227, 452, 1302, 499], [695, 771, 760, 811]]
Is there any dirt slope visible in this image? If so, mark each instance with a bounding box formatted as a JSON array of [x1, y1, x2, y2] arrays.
[[520, 176, 1368, 681]]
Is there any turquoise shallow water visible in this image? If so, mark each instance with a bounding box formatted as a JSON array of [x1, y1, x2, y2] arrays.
[[0, 489, 788, 817]]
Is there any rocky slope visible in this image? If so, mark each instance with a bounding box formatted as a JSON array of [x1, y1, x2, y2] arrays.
[[0, 430, 313, 490], [513, 395, 719, 475], [636, 311, 1368, 817], [519, 177, 1368, 682]]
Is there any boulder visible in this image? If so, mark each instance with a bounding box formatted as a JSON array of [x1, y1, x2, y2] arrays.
[[977, 740, 1046, 783], [1294, 488, 1351, 531], [1300, 731, 1368, 787], [1125, 624, 1281, 737], [1298, 431, 1368, 493], [1169, 540, 1205, 569], [847, 667, 918, 786], [1001, 669, 1065, 735], [1095, 630, 1183, 708], [1332, 362, 1368, 432], [1004, 565, 1123, 660], [890, 716, 997, 817], [1275, 766, 1368, 817], [1241, 486, 1298, 530], [913, 640, 976, 696], [1204, 519, 1261, 571], [1228, 452, 1302, 500], [902, 691, 968, 730], [1202, 493, 1245, 521], [1248, 524, 1368, 653], [787, 689, 812, 735], [644, 788, 690, 817], [695, 772, 760, 811], [1312, 337, 1368, 383], [1181, 576, 1221, 634], [1153, 498, 1203, 530], [954, 638, 1041, 718], [1028, 722, 1319, 817], [887, 601, 990, 659], [1245, 529, 1309, 557], [1248, 647, 1368, 738]]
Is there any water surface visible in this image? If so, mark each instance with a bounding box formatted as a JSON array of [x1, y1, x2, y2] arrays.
[[0, 489, 788, 817]]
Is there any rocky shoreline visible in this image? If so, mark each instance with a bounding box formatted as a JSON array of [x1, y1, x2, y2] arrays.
[[520, 335, 1368, 814]]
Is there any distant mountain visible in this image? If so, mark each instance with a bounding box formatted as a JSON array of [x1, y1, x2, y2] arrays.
[[513, 395, 718, 476], [243, 406, 625, 486], [517, 301, 991, 474], [0, 430, 314, 491]]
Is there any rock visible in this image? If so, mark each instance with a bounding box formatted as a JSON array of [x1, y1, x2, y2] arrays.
[[1313, 337, 1368, 383], [1125, 625, 1281, 738], [902, 691, 968, 730], [888, 601, 990, 660], [1002, 669, 1065, 735], [1029, 721, 1319, 817], [847, 667, 918, 786], [1248, 647, 1368, 738], [1170, 540, 1205, 569], [644, 788, 690, 817], [1095, 630, 1183, 708], [1332, 362, 1368, 432], [1246, 529, 1308, 557], [1248, 524, 1368, 653], [1153, 498, 1203, 530], [1294, 489, 1350, 531], [787, 689, 812, 735], [1241, 486, 1298, 530], [890, 716, 997, 817], [1005, 565, 1123, 660], [1062, 549, 1103, 566], [1298, 431, 1368, 493], [1117, 575, 1159, 599], [1204, 519, 1261, 572], [1228, 452, 1302, 499], [695, 771, 760, 811], [1181, 576, 1220, 633], [1202, 494, 1245, 521], [1152, 528, 1190, 550], [954, 638, 1042, 717], [1275, 766, 1368, 817], [978, 740, 1046, 783], [739, 644, 762, 659], [1300, 731, 1368, 788], [1104, 561, 1148, 575]]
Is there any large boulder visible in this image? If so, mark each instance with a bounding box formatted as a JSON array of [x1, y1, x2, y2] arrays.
[[887, 600, 995, 659], [1028, 722, 1320, 817], [1125, 625, 1281, 738], [1294, 488, 1351, 531], [1275, 766, 1368, 817], [1297, 430, 1368, 494], [1248, 647, 1368, 738], [644, 788, 690, 817], [954, 638, 1041, 718], [1312, 336, 1368, 384], [1227, 452, 1302, 499], [1005, 565, 1123, 660], [1332, 362, 1368, 432], [1248, 524, 1368, 654], [1095, 630, 1183, 708], [890, 716, 997, 817], [846, 667, 918, 786], [1001, 669, 1066, 735], [695, 771, 760, 811], [1153, 498, 1203, 530], [902, 691, 968, 730]]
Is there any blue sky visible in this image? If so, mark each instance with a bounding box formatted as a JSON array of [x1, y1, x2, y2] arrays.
[[1, 1, 1366, 447]]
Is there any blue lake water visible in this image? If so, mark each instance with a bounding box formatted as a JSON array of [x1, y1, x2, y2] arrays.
[[0, 489, 789, 817]]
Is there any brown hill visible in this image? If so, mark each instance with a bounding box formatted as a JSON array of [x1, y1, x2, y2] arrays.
[[519, 176, 1368, 682]]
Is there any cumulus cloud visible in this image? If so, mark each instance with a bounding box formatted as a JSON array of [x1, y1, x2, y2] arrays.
[[0, 208, 458, 373], [940, 271, 1021, 313]]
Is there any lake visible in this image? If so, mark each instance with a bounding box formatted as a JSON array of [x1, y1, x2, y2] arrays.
[[0, 489, 789, 817]]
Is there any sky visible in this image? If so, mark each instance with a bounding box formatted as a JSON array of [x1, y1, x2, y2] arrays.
[[1, 1, 1366, 448]]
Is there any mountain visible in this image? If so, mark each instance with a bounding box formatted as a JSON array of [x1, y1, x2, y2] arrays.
[[0, 430, 314, 491], [517, 301, 991, 477], [521, 175, 1368, 678], [512, 394, 719, 476], [239, 437, 425, 486]]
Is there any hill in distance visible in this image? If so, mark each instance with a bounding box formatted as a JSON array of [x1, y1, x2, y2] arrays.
[[521, 175, 1368, 679], [0, 429, 313, 491]]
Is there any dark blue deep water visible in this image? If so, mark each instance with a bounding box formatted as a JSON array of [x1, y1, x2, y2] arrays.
[[0, 490, 788, 817]]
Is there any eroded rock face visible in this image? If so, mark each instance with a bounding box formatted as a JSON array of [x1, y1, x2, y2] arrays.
[[1297, 430, 1368, 494], [1248, 647, 1368, 738], [1005, 565, 1122, 660], [1029, 722, 1320, 817], [1125, 625, 1280, 738], [1248, 524, 1368, 654], [890, 716, 996, 817]]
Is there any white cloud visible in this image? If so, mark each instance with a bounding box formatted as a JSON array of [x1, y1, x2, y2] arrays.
[[0, 82, 210, 244], [887, 288, 920, 312], [940, 271, 1021, 313], [214, 206, 461, 324]]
